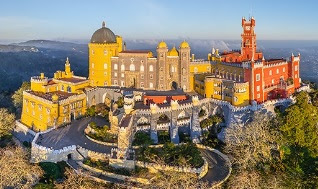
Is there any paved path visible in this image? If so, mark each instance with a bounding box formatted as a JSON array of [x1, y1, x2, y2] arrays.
[[36, 117, 114, 154], [200, 149, 230, 185]]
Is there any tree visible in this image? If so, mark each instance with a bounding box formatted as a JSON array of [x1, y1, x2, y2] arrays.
[[0, 108, 15, 138], [280, 91, 318, 156], [133, 131, 153, 146], [11, 81, 30, 111], [224, 113, 280, 170], [0, 146, 43, 188]]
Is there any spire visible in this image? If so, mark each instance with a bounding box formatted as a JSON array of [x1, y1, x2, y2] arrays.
[[65, 57, 70, 65], [291, 53, 294, 57], [262, 56, 265, 61], [102, 21, 106, 28]]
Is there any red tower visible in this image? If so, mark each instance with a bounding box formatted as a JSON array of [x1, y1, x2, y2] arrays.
[[241, 17, 262, 61]]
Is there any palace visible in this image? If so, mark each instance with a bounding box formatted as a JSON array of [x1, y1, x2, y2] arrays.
[[20, 17, 301, 131]]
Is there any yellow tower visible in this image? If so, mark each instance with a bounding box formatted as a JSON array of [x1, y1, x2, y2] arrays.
[[88, 21, 123, 86]]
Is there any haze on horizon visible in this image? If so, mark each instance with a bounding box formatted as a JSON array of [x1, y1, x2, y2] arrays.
[[0, 0, 318, 43]]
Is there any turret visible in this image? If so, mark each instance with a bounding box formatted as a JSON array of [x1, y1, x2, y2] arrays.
[[170, 100, 179, 110], [64, 57, 73, 78]]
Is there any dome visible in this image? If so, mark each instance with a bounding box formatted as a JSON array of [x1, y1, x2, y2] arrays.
[[157, 41, 167, 48], [168, 46, 179, 56], [90, 22, 117, 43], [180, 40, 190, 48], [52, 94, 59, 101]]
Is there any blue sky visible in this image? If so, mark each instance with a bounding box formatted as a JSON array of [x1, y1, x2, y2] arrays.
[[0, 0, 317, 42]]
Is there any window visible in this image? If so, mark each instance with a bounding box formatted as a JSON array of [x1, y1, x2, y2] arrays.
[[114, 64, 118, 70], [149, 82, 153, 88], [295, 65, 298, 71], [141, 60, 144, 63], [67, 86, 71, 93], [140, 65, 144, 72], [121, 73, 124, 78], [160, 67, 163, 71], [141, 75, 144, 79], [104, 63, 107, 69], [38, 105, 42, 111], [257, 85, 260, 92], [276, 69, 279, 74], [295, 74, 298, 78], [114, 80, 118, 85], [92, 63, 94, 68], [272, 79, 275, 84], [40, 114, 42, 120], [104, 50, 108, 55], [269, 70, 272, 76], [149, 65, 154, 72], [283, 67, 285, 72], [121, 81, 125, 87], [121, 64, 125, 71], [256, 74, 260, 81], [257, 94, 260, 98], [140, 82, 144, 87], [61, 85, 64, 91], [150, 74, 153, 79], [130, 64, 135, 71], [114, 72, 118, 77], [104, 81, 108, 86], [194, 67, 198, 73], [104, 72, 107, 76], [171, 66, 176, 73]]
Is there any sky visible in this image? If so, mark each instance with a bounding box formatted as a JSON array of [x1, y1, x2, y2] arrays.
[[0, 0, 318, 43]]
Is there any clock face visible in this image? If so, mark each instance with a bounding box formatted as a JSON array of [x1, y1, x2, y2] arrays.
[[245, 26, 251, 30]]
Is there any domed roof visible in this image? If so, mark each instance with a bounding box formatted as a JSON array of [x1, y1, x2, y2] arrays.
[[157, 41, 167, 48], [90, 22, 117, 44], [168, 46, 179, 56], [180, 40, 190, 48], [52, 94, 59, 101]]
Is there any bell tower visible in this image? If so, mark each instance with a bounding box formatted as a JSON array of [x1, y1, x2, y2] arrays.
[[241, 17, 257, 61]]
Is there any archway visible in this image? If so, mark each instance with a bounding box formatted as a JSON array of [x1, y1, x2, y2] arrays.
[[171, 81, 178, 90]]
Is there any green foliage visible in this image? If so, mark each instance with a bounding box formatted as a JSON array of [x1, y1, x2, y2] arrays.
[[200, 114, 223, 128], [33, 183, 55, 189], [22, 141, 31, 148], [158, 130, 170, 144], [86, 106, 96, 117], [178, 132, 191, 143], [11, 82, 30, 111], [115, 97, 124, 108], [39, 161, 68, 184], [280, 91, 318, 156], [136, 142, 204, 168], [87, 123, 117, 143], [132, 131, 153, 146], [0, 108, 15, 138]]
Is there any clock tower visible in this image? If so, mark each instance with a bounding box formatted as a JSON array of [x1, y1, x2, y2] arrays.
[[241, 17, 257, 61]]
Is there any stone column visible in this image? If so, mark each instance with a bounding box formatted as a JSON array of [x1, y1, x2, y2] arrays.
[[150, 116, 158, 144], [170, 100, 179, 144], [170, 110, 179, 144], [190, 96, 202, 143]]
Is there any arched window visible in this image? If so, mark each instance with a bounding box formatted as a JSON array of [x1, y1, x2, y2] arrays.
[[130, 64, 135, 71], [114, 64, 118, 70], [104, 63, 107, 69], [149, 65, 153, 72], [194, 67, 198, 73], [140, 65, 144, 72], [67, 86, 71, 93], [121, 64, 125, 71], [61, 85, 64, 91]]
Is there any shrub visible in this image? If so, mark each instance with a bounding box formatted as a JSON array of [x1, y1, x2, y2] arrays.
[[132, 131, 153, 146]]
